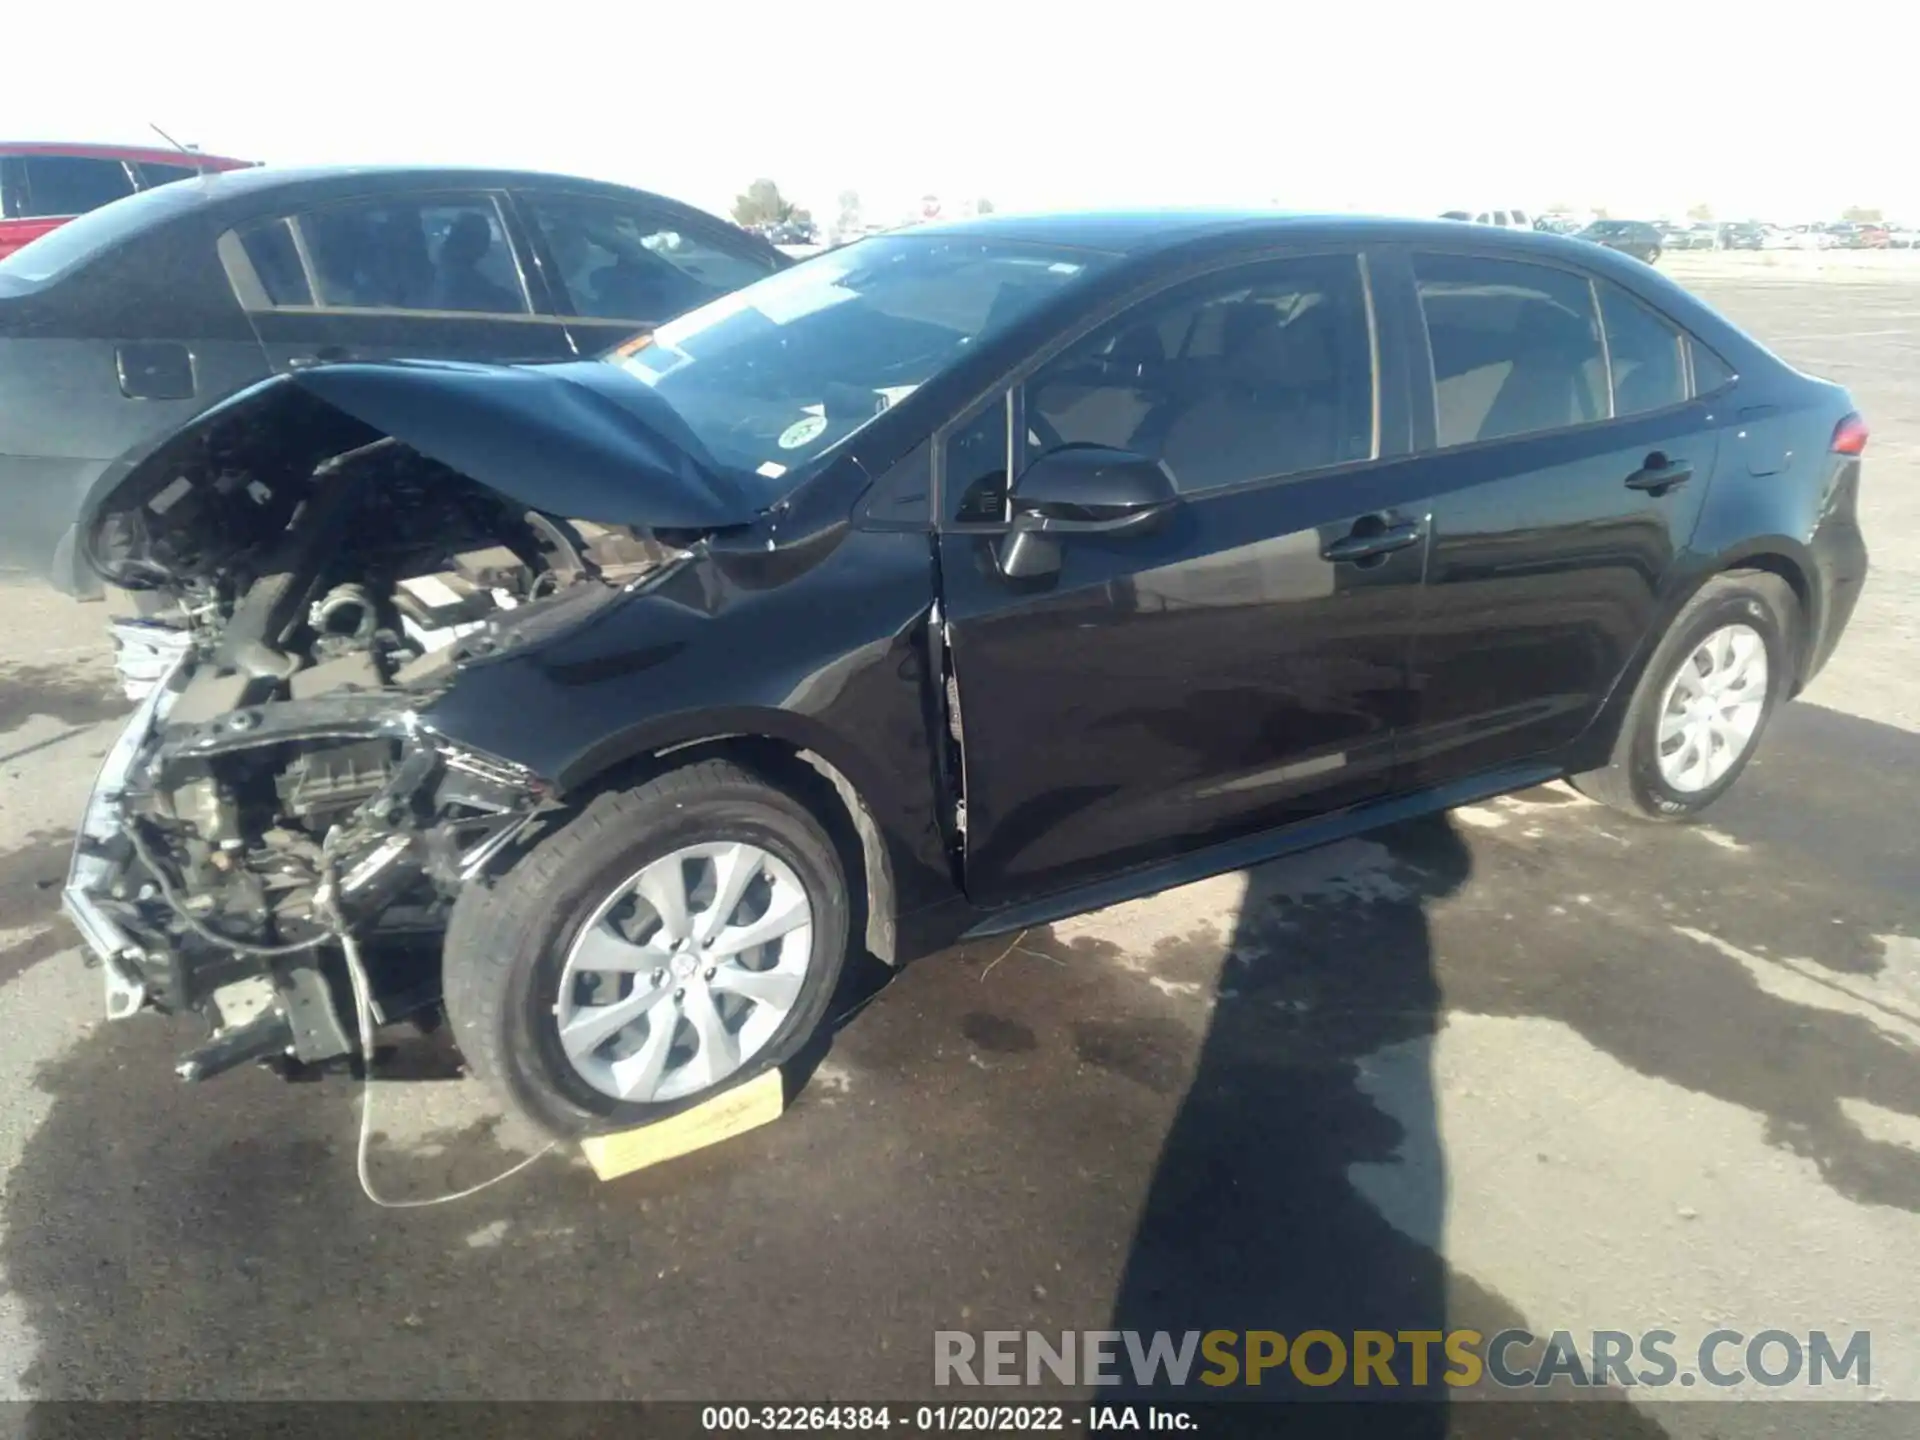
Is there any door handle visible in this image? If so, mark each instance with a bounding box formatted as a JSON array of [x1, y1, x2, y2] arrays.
[[1320, 519, 1423, 564], [1625, 453, 1694, 492]]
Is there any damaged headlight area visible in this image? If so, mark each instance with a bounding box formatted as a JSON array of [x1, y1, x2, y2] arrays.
[[67, 675, 549, 1082]]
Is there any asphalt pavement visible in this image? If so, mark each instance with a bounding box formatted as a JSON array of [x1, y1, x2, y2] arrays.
[[0, 259, 1916, 1432]]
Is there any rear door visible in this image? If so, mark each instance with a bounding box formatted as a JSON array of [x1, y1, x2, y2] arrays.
[[512, 188, 787, 354], [1382, 247, 1720, 785], [220, 190, 576, 370], [940, 249, 1433, 906]]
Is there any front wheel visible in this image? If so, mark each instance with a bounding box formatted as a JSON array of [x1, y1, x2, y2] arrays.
[[443, 759, 851, 1137], [1570, 571, 1797, 821], [1646, 247, 1663, 264]]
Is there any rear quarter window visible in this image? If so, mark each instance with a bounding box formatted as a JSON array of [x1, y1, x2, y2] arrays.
[[1597, 282, 1686, 415]]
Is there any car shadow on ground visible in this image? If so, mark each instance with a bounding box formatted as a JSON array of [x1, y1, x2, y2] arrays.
[[1102, 814, 1668, 1436]]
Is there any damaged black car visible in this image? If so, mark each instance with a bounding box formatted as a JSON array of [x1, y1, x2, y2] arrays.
[[65, 214, 1869, 1135]]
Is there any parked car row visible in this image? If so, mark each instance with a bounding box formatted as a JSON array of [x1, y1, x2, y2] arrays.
[[751, 219, 819, 247], [0, 141, 257, 258], [1667, 219, 1918, 251], [0, 163, 789, 594]]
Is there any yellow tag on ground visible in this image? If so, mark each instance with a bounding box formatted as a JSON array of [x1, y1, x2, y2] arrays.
[[579, 1067, 786, 1181]]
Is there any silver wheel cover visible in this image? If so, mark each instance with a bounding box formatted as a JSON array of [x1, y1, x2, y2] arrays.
[[1654, 622, 1769, 794], [554, 841, 814, 1103]]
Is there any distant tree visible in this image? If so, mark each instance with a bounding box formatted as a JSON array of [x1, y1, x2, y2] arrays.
[[1545, 200, 1577, 215], [975, 197, 995, 215], [733, 179, 809, 228], [1687, 202, 1714, 221], [1841, 204, 1883, 222]]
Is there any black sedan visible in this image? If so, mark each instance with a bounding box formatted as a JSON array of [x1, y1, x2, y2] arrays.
[[1577, 219, 1665, 263], [66, 213, 1869, 1136], [0, 164, 787, 594]]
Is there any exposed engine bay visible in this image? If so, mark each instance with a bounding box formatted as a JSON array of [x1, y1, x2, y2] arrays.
[[67, 388, 699, 1084]]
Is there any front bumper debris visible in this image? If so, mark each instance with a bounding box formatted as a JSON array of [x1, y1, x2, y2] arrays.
[[109, 619, 193, 702], [64, 649, 187, 1018]]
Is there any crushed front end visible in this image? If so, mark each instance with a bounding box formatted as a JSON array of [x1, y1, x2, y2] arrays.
[[60, 365, 724, 1082], [65, 672, 546, 1078]]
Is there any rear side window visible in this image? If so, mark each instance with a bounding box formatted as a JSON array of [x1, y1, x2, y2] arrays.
[[136, 161, 202, 188], [8, 156, 136, 218], [1415, 252, 1606, 446], [1021, 253, 1376, 496], [522, 192, 780, 321], [1597, 282, 1686, 415], [235, 195, 532, 314]]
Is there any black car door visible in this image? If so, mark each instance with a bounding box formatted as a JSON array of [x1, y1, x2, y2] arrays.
[[1379, 247, 1721, 786], [938, 250, 1434, 907], [511, 189, 787, 355], [220, 189, 576, 370]]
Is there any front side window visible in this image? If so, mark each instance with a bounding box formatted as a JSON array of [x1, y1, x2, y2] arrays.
[[946, 395, 1014, 524], [13, 156, 136, 218], [523, 193, 780, 321], [1597, 281, 1686, 416], [606, 234, 1111, 481], [1020, 254, 1376, 496], [286, 196, 530, 313], [1415, 252, 1606, 446]]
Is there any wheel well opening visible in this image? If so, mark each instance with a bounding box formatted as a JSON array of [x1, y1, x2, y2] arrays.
[[577, 735, 900, 966], [1730, 554, 1813, 684]]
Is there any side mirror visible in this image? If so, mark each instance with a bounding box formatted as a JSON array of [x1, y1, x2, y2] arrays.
[[996, 446, 1177, 581]]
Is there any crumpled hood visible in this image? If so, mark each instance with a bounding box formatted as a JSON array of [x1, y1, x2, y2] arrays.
[[82, 359, 757, 580]]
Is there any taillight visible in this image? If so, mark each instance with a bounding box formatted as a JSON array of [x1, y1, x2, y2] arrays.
[[1831, 413, 1869, 456]]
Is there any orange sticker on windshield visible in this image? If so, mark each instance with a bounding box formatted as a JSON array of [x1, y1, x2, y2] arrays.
[[610, 331, 655, 358]]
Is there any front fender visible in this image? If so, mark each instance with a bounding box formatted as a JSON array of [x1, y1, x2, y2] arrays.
[[421, 527, 957, 920]]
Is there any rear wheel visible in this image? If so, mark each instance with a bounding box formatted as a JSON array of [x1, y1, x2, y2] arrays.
[[1570, 571, 1797, 820], [443, 760, 850, 1137]]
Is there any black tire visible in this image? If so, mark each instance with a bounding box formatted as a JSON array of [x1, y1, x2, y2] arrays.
[[1570, 570, 1798, 821], [443, 758, 850, 1138], [1646, 247, 1662, 265]]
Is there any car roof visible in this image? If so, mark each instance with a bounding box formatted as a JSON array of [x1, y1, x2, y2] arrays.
[[110, 163, 701, 211], [907, 208, 1612, 257], [0, 141, 254, 168]]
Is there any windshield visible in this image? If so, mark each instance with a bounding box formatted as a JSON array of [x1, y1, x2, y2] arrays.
[[603, 233, 1114, 479]]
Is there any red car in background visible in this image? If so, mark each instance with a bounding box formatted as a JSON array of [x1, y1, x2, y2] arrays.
[[0, 142, 255, 258]]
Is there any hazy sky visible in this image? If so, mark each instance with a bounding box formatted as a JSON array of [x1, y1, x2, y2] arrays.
[[6, 0, 1910, 225]]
